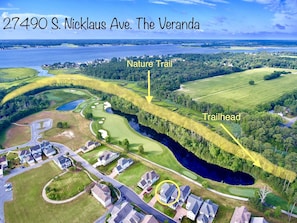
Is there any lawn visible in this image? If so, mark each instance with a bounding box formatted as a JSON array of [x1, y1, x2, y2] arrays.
[[4, 162, 104, 223], [46, 169, 92, 200], [42, 89, 90, 109], [89, 103, 164, 154], [116, 161, 150, 193], [178, 67, 297, 110], [80, 146, 110, 165], [154, 202, 176, 218]]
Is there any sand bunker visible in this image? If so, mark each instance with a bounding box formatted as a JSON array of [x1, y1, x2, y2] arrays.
[[56, 130, 75, 139]]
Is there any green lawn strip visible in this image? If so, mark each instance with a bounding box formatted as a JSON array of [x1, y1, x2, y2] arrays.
[[46, 169, 92, 200], [154, 202, 176, 218], [97, 160, 118, 175], [4, 162, 103, 223], [228, 186, 256, 198], [180, 67, 297, 110], [79, 146, 110, 165], [266, 193, 297, 214]]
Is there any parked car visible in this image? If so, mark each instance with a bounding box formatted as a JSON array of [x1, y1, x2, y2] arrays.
[[4, 183, 11, 188], [5, 187, 12, 192]]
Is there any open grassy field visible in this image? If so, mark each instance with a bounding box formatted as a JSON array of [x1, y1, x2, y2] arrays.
[[46, 170, 92, 200], [178, 68, 297, 110], [4, 162, 104, 223], [1, 124, 31, 148]]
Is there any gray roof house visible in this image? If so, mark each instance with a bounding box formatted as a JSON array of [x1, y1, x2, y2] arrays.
[[0, 156, 8, 168], [197, 214, 209, 223], [169, 185, 191, 209], [30, 145, 42, 155], [115, 157, 133, 174], [19, 150, 31, 163], [0, 164, 3, 177], [230, 206, 251, 223], [108, 201, 144, 223], [91, 183, 112, 207], [251, 217, 269, 223], [54, 155, 72, 170], [159, 183, 177, 204], [198, 199, 219, 223], [32, 152, 42, 162], [43, 146, 56, 157], [40, 140, 52, 150], [97, 151, 119, 166], [137, 170, 160, 190], [186, 194, 204, 221], [80, 141, 100, 153]]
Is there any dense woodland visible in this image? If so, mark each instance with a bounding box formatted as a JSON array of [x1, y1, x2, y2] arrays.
[[0, 88, 50, 132]]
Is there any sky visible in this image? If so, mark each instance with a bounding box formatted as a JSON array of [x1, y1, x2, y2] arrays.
[[0, 0, 296, 39]]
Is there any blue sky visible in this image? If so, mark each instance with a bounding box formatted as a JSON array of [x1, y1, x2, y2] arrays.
[[0, 0, 296, 39]]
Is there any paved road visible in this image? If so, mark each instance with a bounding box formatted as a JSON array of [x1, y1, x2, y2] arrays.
[[52, 142, 175, 222]]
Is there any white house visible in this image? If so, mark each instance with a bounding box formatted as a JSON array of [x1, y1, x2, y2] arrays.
[[97, 151, 119, 166], [186, 194, 203, 221], [91, 183, 112, 207], [114, 158, 133, 174]]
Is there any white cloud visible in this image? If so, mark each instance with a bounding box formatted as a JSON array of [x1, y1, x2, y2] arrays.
[[150, 0, 228, 6], [243, 0, 297, 32], [2, 12, 69, 19], [0, 7, 19, 10]]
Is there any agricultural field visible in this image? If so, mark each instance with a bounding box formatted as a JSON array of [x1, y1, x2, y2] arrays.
[[4, 162, 104, 223], [178, 68, 297, 110]]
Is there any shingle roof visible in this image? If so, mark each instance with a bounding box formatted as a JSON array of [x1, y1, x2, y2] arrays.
[[91, 183, 111, 202]]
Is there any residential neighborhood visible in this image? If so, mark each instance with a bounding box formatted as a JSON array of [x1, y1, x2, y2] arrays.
[[19, 141, 56, 165]]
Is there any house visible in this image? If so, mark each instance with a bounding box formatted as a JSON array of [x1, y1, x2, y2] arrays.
[[54, 155, 72, 170], [19, 150, 31, 163], [137, 170, 160, 189], [26, 155, 35, 165], [197, 214, 209, 223], [91, 183, 112, 207], [0, 156, 8, 168], [114, 157, 133, 174], [186, 194, 204, 221], [43, 146, 56, 157], [159, 183, 177, 204], [0, 165, 3, 177], [198, 199, 219, 223], [141, 215, 159, 223], [108, 201, 144, 223], [169, 185, 191, 209], [40, 140, 52, 150], [97, 151, 119, 166], [179, 185, 191, 203], [230, 206, 251, 223], [32, 153, 42, 162], [251, 217, 269, 223], [30, 145, 42, 155], [80, 141, 100, 153]]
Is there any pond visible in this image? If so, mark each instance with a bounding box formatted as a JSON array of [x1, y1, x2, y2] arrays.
[[107, 108, 255, 185], [56, 99, 85, 111]]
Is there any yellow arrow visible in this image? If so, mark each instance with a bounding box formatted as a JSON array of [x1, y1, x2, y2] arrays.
[[145, 70, 153, 103], [220, 124, 261, 168]]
